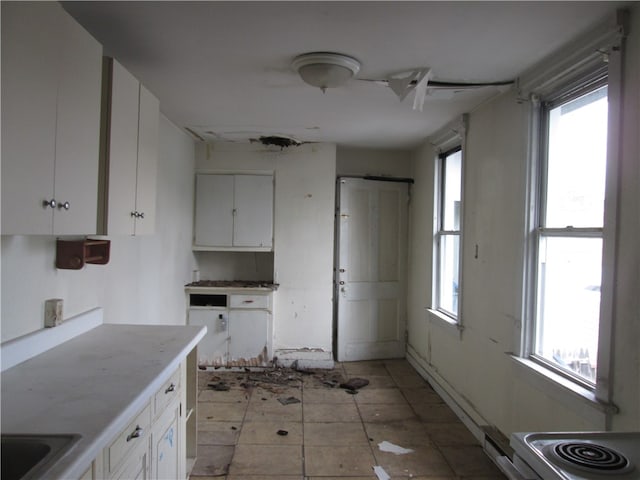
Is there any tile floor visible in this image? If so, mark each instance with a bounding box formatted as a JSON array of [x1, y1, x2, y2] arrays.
[[192, 359, 505, 479]]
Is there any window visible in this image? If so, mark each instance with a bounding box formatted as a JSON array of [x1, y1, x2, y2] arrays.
[[434, 147, 462, 320], [532, 78, 609, 387]]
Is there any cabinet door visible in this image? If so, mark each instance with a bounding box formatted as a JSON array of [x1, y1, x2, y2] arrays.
[[187, 309, 229, 366], [103, 59, 139, 235], [228, 309, 269, 363], [1, 2, 101, 235], [134, 84, 159, 235], [1, 2, 60, 234], [53, 9, 102, 235], [234, 175, 274, 248], [113, 443, 149, 480], [152, 402, 181, 480], [194, 174, 234, 247]]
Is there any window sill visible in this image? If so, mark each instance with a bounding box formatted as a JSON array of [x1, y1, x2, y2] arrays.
[[510, 355, 618, 428], [426, 308, 463, 339]]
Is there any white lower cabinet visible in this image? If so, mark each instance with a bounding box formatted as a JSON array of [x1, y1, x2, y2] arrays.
[[151, 402, 181, 479], [187, 291, 273, 367], [228, 309, 269, 362], [98, 364, 187, 480], [112, 440, 149, 480], [188, 308, 229, 366]]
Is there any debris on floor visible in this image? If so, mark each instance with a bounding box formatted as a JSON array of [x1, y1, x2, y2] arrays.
[[207, 381, 230, 391], [378, 440, 414, 455], [340, 377, 370, 390], [200, 364, 348, 394], [276, 429, 289, 436], [277, 396, 301, 405], [373, 465, 391, 480]]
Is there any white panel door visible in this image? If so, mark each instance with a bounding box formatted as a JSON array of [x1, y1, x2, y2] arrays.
[[336, 178, 409, 361], [233, 175, 274, 248], [194, 174, 234, 247]]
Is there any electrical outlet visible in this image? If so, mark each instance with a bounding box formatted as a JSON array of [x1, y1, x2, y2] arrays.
[[44, 298, 64, 327]]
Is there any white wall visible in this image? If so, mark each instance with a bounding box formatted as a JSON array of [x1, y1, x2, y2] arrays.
[[1, 115, 196, 341], [194, 142, 337, 361], [406, 5, 640, 435]]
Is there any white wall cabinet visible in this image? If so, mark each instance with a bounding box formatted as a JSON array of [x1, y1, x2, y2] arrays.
[[99, 58, 159, 236], [1, 2, 102, 235], [194, 174, 273, 250]]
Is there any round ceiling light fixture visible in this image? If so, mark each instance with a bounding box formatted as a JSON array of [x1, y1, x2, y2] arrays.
[[292, 52, 361, 92]]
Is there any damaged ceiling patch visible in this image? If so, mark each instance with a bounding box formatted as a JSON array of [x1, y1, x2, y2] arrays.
[[251, 135, 302, 149]]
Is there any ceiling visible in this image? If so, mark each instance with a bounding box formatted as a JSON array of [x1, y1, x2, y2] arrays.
[[63, 1, 625, 149]]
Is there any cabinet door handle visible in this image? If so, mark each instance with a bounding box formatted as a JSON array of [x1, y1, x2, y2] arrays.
[[43, 199, 57, 209], [243, 300, 254, 304], [165, 383, 175, 394], [131, 211, 138, 218], [58, 201, 70, 210], [138, 212, 144, 219], [126, 425, 143, 442]]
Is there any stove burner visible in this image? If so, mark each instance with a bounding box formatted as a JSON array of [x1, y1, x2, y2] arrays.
[[552, 442, 630, 472]]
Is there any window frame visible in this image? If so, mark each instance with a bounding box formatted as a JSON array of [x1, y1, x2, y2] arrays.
[[522, 49, 623, 406], [434, 145, 463, 322]]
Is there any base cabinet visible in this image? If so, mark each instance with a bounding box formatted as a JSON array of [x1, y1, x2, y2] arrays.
[[151, 402, 181, 479], [112, 441, 149, 480], [95, 360, 193, 480], [187, 291, 273, 367]]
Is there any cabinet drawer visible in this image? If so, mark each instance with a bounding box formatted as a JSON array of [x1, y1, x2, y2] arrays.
[[154, 367, 181, 417], [107, 402, 151, 474], [229, 294, 269, 309]]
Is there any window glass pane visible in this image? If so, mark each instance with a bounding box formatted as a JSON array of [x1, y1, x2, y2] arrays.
[[545, 86, 608, 228], [536, 236, 602, 383], [438, 234, 459, 315], [442, 150, 462, 230]]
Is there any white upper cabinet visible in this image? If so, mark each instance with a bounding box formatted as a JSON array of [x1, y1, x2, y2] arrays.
[[1, 2, 102, 235], [99, 58, 159, 236], [194, 174, 274, 251]]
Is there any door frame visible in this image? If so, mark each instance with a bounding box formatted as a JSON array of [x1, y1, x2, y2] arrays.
[[332, 175, 414, 361]]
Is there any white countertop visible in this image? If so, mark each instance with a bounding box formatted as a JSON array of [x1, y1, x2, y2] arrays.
[[1, 320, 206, 479]]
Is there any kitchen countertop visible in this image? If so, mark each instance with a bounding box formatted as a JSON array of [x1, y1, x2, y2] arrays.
[[185, 280, 278, 290], [1, 317, 206, 479]]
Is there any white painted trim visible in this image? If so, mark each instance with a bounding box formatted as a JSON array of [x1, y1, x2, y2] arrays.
[[1, 307, 103, 371], [406, 346, 488, 444], [510, 355, 616, 429], [426, 308, 463, 340], [275, 348, 334, 369], [518, 12, 623, 97]]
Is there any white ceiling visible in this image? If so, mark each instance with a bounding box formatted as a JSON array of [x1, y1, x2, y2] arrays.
[[63, 1, 625, 149]]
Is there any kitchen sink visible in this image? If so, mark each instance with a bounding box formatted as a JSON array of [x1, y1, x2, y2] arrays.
[[1, 434, 81, 480]]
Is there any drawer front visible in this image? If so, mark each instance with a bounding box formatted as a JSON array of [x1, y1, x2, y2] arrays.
[[229, 294, 269, 309], [107, 402, 151, 474], [154, 367, 181, 417]]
